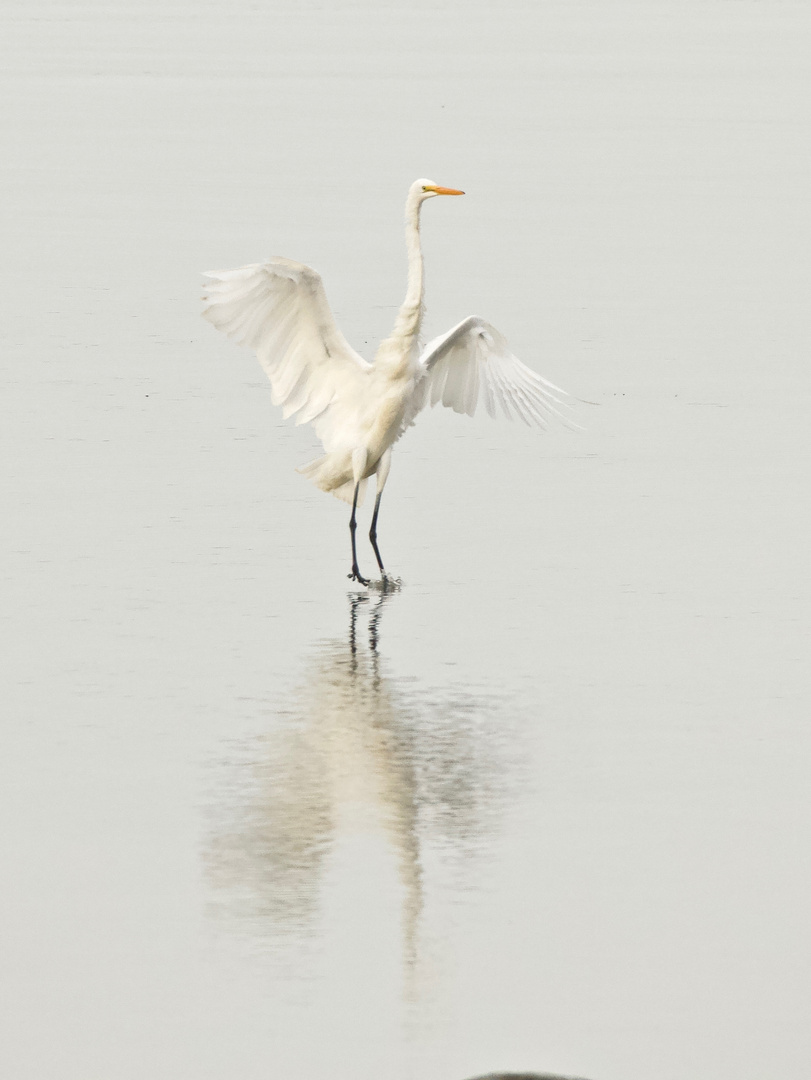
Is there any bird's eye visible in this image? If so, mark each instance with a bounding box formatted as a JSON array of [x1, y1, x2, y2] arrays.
[[422, 185, 429, 191]]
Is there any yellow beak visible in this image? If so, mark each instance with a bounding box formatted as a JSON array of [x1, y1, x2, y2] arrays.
[[425, 185, 465, 195]]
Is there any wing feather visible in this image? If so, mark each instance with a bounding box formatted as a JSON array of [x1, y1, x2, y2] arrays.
[[202, 258, 371, 452], [416, 315, 574, 429]]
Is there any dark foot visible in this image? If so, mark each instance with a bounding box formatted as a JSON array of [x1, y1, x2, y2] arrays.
[[348, 567, 370, 586]]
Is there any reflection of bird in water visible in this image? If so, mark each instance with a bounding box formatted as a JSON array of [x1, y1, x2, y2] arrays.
[[202, 178, 571, 584], [206, 591, 515, 982]]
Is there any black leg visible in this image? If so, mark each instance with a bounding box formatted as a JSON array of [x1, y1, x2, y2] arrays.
[[348, 483, 369, 586], [369, 492, 385, 575]]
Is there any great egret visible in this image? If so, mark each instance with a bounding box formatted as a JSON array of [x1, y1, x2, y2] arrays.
[[202, 179, 569, 585]]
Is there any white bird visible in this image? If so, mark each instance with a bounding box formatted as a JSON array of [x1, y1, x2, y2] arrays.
[[202, 179, 570, 585]]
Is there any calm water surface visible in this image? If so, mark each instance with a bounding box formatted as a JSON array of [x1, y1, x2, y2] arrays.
[[2, 2, 810, 1078]]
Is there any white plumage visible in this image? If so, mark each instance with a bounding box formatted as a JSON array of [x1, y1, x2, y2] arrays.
[[202, 179, 570, 584], [421, 315, 569, 424]]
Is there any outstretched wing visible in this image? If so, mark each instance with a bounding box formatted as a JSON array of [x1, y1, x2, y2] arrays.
[[202, 258, 371, 451], [416, 315, 571, 428]]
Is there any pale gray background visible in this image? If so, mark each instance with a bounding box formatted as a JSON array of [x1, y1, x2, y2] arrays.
[[2, 2, 810, 1079]]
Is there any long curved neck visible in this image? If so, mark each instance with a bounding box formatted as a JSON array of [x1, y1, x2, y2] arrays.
[[392, 194, 425, 342]]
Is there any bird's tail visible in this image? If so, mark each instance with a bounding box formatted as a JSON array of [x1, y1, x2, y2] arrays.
[[297, 455, 368, 506]]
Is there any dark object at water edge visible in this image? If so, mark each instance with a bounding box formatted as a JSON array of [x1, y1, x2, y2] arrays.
[[464, 1073, 593, 1080]]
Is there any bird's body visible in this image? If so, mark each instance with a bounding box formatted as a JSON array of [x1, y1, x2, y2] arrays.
[[298, 346, 418, 504], [202, 179, 569, 583]]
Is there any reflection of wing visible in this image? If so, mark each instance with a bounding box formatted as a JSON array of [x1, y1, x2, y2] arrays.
[[205, 595, 514, 976], [417, 315, 570, 428], [202, 258, 372, 451]]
